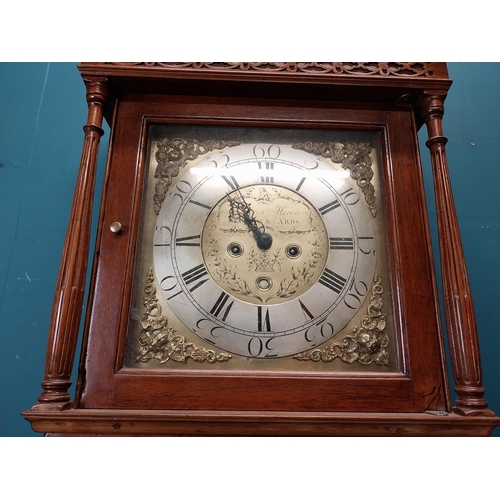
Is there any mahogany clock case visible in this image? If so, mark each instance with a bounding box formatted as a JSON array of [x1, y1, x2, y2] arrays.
[[79, 97, 442, 413], [21, 63, 500, 436]]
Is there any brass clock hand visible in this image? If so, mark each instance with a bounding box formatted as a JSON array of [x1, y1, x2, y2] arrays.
[[227, 191, 273, 250]]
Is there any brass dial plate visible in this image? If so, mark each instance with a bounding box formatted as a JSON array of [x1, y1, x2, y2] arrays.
[[152, 143, 376, 358]]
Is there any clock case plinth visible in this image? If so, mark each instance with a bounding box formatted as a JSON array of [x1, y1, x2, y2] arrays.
[[23, 62, 500, 436]]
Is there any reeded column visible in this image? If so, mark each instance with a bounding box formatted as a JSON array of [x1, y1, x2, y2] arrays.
[[31, 77, 109, 410], [418, 93, 494, 416]]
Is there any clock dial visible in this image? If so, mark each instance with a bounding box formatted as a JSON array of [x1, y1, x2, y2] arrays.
[[152, 143, 376, 358]]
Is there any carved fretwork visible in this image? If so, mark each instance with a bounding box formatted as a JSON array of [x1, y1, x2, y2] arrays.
[[104, 62, 437, 78]]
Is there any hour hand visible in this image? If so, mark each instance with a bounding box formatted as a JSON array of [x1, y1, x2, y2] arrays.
[[227, 193, 273, 250]]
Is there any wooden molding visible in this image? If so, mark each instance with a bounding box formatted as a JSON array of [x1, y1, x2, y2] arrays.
[[23, 408, 500, 437]]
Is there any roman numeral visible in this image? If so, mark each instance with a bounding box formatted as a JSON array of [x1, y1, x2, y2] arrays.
[[257, 306, 272, 332], [318, 268, 347, 294], [329, 237, 354, 250], [260, 176, 274, 183], [189, 199, 211, 210], [299, 299, 314, 320], [181, 263, 209, 290], [165, 264, 209, 301], [175, 234, 201, 247], [221, 175, 240, 191], [319, 199, 341, 216], [295, 177, 307, 192], [258, 162, 274, 183], [210, 292, 234, 321]]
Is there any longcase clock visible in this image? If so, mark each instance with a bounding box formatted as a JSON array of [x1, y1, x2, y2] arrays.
[[23, 62, 500, 436]]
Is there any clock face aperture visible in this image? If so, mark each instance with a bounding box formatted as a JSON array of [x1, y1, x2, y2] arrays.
[[152, 143, 376, 358]]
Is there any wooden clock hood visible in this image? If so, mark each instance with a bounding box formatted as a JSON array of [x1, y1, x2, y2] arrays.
[[22, 62, 500, 436]]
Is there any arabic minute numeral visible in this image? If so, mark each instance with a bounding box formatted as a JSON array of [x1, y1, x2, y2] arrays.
[[319, 188, 360, 216], [339, 187, 360, 205], [253, 144, 281, 159], [160, 275, 184, 301], [343, 280, 369, 310], [247, 337, 281, 358], [304, 320, 335, 345], [207, 153, 230, 170], [172, 179, 193, 205]]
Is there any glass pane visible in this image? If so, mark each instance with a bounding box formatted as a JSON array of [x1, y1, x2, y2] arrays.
[[124, 125, 398, 373]]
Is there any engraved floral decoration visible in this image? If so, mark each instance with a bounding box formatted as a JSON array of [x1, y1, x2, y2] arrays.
[[211, 257, 264, 303], [293, 140, 377, 217], [265, 236, 324, 303], [136, 269, 231, 364], [293, 275, 389, 366], [153, 138, 240, 214]]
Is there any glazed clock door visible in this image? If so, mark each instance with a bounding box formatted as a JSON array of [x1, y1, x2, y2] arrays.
[[78, 96, 447, 414]]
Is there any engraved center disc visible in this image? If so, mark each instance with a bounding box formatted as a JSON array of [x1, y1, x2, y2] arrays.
[[201, 184, 328, 305]]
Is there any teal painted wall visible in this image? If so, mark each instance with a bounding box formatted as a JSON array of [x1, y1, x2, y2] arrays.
[[1, 63, 499, 436]]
